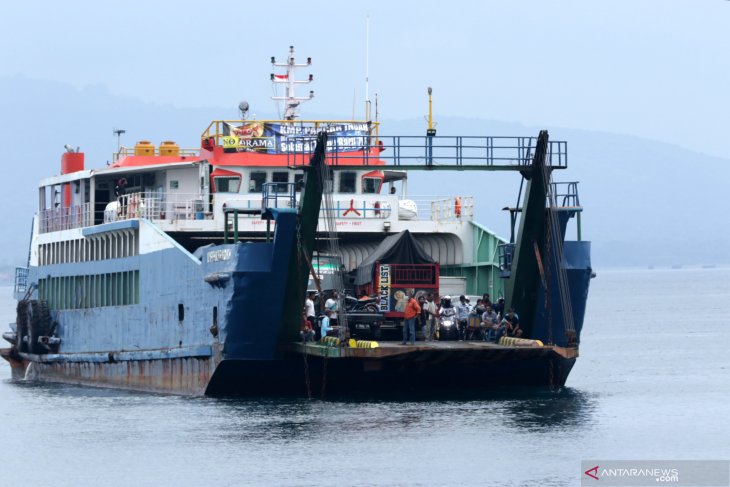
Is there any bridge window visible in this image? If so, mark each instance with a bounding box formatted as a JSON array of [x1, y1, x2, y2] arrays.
[[249, 172, 266, 193], [211, 168, 242, 193], [272, 172, 289, 193], [362, 170, 384, 194], [339, 172, 356, 194], [214, 176, 241, 193]]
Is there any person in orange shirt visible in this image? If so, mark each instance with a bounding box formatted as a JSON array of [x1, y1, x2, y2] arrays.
[[401, 290, 421, 345]]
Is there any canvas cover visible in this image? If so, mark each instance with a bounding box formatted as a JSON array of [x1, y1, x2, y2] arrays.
[[354, 230, 435, 286]]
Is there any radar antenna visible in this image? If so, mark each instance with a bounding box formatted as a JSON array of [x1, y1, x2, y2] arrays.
[[238, 101, 250, 120], [270, 46, 314, 120], [113, 128, 126, 153]]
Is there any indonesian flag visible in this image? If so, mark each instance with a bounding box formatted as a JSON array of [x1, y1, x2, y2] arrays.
[[273, 74, 288, 81]]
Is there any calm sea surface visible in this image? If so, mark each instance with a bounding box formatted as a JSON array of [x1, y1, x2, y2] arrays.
[[1, 268, 729, 486]]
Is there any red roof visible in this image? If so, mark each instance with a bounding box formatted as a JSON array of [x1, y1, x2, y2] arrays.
[[111, 146, 385, 169]]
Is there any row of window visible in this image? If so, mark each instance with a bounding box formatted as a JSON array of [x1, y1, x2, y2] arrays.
[[39, 271, 140, 310], [38, 230, 138, 266], [214, 171, 381, 195], [214, 171, 304, 194]]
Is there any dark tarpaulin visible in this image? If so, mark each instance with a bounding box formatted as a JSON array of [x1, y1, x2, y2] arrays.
[[355, 230, 435, 285]]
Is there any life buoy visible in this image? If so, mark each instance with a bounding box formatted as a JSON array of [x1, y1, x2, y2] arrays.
[[455, 197, 462, 218], [374, 200, 381, 216]]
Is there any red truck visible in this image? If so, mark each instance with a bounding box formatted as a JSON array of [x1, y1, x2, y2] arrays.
[[360, 262, 440, 319], [351, 230, 439, 338]]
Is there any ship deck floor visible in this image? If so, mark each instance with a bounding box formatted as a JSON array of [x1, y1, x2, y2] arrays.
[[284, 340, 578, 360]]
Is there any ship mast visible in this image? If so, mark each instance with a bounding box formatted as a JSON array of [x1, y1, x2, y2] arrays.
[[271, 46, 314, 120], [365, 15, 371, 122]]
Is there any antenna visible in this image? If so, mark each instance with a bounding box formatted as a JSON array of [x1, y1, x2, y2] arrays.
[[365, 14, 370, 121], [113, 128, 126, 152], [270, 46, 314, 120], [352, 88, 357, 120]]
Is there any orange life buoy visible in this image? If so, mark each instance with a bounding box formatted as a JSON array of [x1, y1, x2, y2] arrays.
[[455, 197, 462, 218]]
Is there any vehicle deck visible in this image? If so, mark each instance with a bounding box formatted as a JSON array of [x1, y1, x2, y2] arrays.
[[284, 340, 578, 360]]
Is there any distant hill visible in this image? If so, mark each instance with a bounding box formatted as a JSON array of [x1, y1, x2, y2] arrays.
[[1, 75, 728, 268]]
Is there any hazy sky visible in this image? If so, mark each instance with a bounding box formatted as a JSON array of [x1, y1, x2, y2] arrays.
[[1, 0, 727, 157]]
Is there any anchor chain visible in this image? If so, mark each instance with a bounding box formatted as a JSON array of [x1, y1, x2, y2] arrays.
[[302, 345, 312, 400], [548, 359, 557, 392]]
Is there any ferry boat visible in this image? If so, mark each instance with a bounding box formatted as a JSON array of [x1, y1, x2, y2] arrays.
[[1, 48, 593, 395]]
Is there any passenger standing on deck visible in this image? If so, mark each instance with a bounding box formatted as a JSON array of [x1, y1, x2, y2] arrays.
[[114, 177, 128, 218], [114, 177, 127, 198], [305, 291, 317, 338], [423, 293, 438, 341], [325, 291, 339, 327], [321, 310, 332, 339], [456, 295, 471, 341], [401, 291, 421, 345], [418, 295, 428, 335]]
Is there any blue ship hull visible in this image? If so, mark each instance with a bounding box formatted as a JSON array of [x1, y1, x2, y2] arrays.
[[2, 207, 304, 395]]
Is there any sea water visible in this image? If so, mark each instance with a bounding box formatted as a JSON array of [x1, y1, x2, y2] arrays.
[[0, 268, 728, 486]]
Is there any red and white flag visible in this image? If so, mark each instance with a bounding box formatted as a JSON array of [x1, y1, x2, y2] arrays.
[[273, 74, 288, 81]]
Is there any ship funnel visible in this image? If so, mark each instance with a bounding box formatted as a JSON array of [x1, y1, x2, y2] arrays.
[[61, 149, 85, 207], [61, 150, 85, 174]]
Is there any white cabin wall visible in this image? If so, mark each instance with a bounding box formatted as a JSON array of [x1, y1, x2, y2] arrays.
[[163, 167, 199, 196]]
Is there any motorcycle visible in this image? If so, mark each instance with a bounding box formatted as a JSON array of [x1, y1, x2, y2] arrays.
[[344, 294, 380, 314], [438, 305, 458, 341]]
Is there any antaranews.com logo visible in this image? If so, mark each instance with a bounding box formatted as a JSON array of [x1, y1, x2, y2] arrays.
[[581, 460, 729, 486]]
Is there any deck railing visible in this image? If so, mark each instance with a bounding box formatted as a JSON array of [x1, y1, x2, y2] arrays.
[[285, 135, 568, 170], [113, 147, 199, 162], [39, 203, 93, 233], [105, 192, 208, 223], [37, 192, 480, 234], [497, 243, 516, 278], [14, 267, 29, 295], [550, 181, 581, 208], [406, 196, 474, 222], [202, 121, 566, 170]]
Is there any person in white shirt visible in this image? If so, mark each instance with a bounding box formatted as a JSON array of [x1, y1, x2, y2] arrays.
[[456, 295, 471, 341], [305, 292, 316, 322], [305, 291, 317, 338], [423, 293, 438, 341], [324, 291, 339, 326]]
